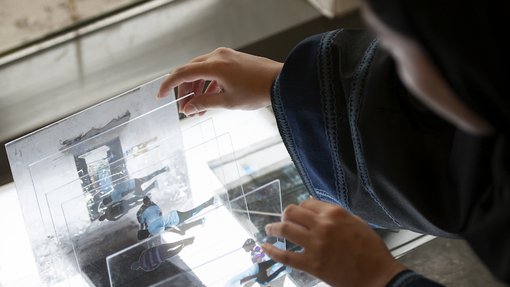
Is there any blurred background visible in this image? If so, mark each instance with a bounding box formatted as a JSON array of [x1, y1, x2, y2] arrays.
[[0, 0, 505, 286]]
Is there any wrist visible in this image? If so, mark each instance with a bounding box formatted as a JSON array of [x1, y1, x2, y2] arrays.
[[263, 62, 283, 107]]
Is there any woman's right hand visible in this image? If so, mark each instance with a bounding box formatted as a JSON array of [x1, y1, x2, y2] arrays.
[[158, 47, 283, 116]]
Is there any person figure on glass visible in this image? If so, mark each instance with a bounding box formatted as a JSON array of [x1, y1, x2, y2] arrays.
[[243, 238, 265, 264], [156, 0, 510, 285], [101, 166, 170, 206], [226, 239, 287, 287], [130, 237, 195, 272], [136, 195, 215, 240]]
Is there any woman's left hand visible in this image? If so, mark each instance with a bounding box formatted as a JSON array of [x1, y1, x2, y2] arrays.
[[262, 198, 406, 287]]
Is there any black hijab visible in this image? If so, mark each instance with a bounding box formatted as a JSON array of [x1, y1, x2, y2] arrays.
[[363, 0, 510, 282], [364, 0, 510, 134]]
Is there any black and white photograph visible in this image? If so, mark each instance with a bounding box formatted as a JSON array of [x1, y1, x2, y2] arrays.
[[5, 75, 296, 286], [6, 76, 194, 285]]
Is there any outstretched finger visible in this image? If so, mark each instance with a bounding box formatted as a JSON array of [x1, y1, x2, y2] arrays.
[[184, 80, 225, 116], [181, 92, 232, 116], [265, 221, 310, 248], [261, 243, 309, 271], [281, 204, 317, 230], [158, 62, 219, 99], [179, 80, 205, 113]]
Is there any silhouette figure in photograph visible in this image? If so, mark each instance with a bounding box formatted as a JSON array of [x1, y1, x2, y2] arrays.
[[136, 195, 215, 240], [130, 237, 195, 272]]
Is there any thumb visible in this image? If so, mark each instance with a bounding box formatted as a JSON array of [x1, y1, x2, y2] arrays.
[[182, 92, 230, 116]]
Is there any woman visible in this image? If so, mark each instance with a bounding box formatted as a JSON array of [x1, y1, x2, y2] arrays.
[[157, 0, 509, 285]]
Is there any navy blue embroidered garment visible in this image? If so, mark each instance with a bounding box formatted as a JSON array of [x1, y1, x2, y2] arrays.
[[271, 29, 509, 284]]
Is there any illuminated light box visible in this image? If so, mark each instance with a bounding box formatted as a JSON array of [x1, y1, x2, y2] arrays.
[[6, 76, 318, 286]]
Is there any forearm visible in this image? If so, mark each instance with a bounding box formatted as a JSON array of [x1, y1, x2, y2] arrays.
[[270, 29, 376, 209]]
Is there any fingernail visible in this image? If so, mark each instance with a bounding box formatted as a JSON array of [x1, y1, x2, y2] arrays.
[[157, 90, 163, 98], [184, 103, 198, 116]]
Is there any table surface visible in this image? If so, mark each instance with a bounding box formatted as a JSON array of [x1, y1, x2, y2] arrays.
[[0, 108, 434, 287]]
